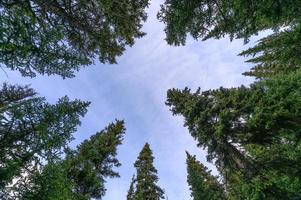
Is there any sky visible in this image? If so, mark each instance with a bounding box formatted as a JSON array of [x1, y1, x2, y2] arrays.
[[0, 1, 256, 199]]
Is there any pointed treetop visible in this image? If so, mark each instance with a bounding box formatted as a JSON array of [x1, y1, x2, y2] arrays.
[[131, 142, 165, 200]]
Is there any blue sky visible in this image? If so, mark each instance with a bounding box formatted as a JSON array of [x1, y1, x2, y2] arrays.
[[1, 1, 256, 199]]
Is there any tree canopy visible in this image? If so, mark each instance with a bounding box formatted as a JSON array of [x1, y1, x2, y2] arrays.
[[0, 83, 126, 200], [21, 120, 125, 200], [0, 83, 89, 195], [0, 0, 149, 78], [158, 0, 301, 45], [166, 70, 301, 199], [158, 0, 301, 79], [239, 23, 301, 78], [2, 0, 301, 199]]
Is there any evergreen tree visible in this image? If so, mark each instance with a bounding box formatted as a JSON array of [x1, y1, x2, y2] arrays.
[[127, 175, 136, 200], [132, 143, 165, 200], [166, 70, 301, 198], [166, 85, 257, 178], [158, 0, 301, 45], [0, 83, 89, 197], [0, 84, 125, 200], [20, 163, 75, 200], [0, 0, 149, 78], [159, 1, 301, 198], [239, 23, 301, 78], [186, 152, 225, 200], [66, 120, 125, 199], [158, 1, 301, 80], [20, 120, 126, 200]]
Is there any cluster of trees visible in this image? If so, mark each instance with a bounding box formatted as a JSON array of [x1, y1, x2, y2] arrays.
[[1, 0, 300, 199], [1, 0, 162, 199], [0, 84, 165, 199], [0, 82, 127, 199], [159, 0, 301, 199]]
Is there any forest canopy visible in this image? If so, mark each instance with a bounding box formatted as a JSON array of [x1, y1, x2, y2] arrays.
[[0, 0, 149, 78], [1, 0, 301, 199]]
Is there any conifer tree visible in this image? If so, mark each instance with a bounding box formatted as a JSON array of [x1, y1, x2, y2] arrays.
[[158, 1, 301, 79], [20, 163, 74, 200], [166, 70, 301, 198], [186, 152, 225, 200], [160, 1, 301, 198], [239, 24, 301, 78], [0, 0, 149, 78], [20, 120, 126, 200], [0, 83, 126, 199], [127, 175, 136, 200], [158, 0, 301, 45], [0, 83, 89, 196], [132, 143, 165, 200], [166, 86, 257, 178]]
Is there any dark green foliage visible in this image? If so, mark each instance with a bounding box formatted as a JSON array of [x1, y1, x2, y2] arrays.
[[166, 85, 257, 177], [186, 152, 225, 200], [158, 0, 301, 45], [127, 175, 136, 200], [0, 83, 89, 195], [158, 0, 301, 80], [21, 163, 75, 200], [160, 0, 301, 198], [20, 120, 126, 200], [0, 83, 126, 199], [65, 120, 125, 199], [0, 0, 149, 78], [240, 24, 301, 78], [129, 143, 165, 200], [166, 70, 301, 199]]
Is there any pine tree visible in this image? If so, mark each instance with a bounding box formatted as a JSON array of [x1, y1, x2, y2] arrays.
[[158, 1, 301, 80], [20, 163, 75, 200], [159, 1, 301, 198], [239, 24, 301, 78], [20, 120, 126, 200], [127, 175, 136, 200], [0, 0, 149, 78], [66, 120, 125, 199], [166, 70, 301, 199], [186, 152, 225, 200], [158, 0, 301, 45], [166, 86, 258, 178], [0, 85, 126, 200], [0, 83, 89, 197], [133, 143, 165, 200]]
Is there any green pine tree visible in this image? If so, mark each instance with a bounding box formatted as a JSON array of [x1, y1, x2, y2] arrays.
[[166, 86, 257, 178], [166, 70, 301, 199], [0, 0, 149, 78], [158, 0, 301, 80], [0, 84, 127, 200], [20, 163, 75, 200], [239, 23, 301, 78], [21, 120, 126, 200], [158, 0, 301, 45], [127, 175, 136, 200], [133, 143, 165, 200], [186, 152, 226, 200], [0, 83, 89, 197]]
